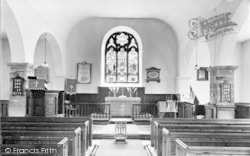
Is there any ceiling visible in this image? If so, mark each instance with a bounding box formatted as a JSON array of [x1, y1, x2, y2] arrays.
[[1, 0, 250, 43]]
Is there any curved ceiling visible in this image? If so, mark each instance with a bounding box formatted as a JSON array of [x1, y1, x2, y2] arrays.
[[1, 0, 250, 43]]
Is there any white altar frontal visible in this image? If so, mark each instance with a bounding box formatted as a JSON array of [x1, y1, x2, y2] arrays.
[[105, 97, 141, 116]]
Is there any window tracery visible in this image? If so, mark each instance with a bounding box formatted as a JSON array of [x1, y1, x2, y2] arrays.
[[105, 32, 139, 83]]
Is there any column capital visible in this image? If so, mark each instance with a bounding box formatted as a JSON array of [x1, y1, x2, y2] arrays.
[[7, 62, 35, 117], [7, 62, 34, 69], [208, 66, 238, 71]]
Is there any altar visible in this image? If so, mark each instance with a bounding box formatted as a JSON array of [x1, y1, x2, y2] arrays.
[[105, 97, 141, 116]]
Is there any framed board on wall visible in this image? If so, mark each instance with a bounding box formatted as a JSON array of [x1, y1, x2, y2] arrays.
[[12, 75, 25, 96], [220, 81, 231, 102], [77, 62, 91, 84], [197, 67, 208, 81], [146, 67, 161, 83]]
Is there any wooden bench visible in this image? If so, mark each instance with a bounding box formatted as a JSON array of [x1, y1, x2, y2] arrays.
[[175, 138, 250, 156], [162, 128, 250, 156], [2, 121, 90, 156], [1, 137, 69, 156], [153, 122, 250, 151], [151, 118, 250, 144], [151, 118, 250, 147], [2, 128, 81, 156], [1, 116, 93, 147], [151, 119, 250, 156]]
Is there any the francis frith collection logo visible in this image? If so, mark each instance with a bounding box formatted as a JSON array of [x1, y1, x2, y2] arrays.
[[188, 12, 237, 41]]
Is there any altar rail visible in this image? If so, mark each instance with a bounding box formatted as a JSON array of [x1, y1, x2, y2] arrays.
[[132, 103, 158, 121], [65, 103, 111, 120]]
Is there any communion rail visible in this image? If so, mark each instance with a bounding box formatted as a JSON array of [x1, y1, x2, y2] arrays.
[[132, 103, 158, 121], [65, 103, 111, 120]]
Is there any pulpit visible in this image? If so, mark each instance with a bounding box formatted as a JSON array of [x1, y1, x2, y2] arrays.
[[105, 97, 141, 116]]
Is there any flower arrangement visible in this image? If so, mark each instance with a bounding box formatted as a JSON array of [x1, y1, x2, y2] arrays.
[[126, 87, 137, 97], [109, 87, 119, 97]]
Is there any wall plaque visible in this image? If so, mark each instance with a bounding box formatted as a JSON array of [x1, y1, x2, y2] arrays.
[[197, 67, 208, 81], [220, 81, 231, 102], [12, 75, 24, 96], [77, 62, 91, 84], [146, 67, 160, 82]]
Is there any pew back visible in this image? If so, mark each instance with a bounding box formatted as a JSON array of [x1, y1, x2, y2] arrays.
[[151, 118, 250, 146], [162, 128, 250, 156], [151, 119, 250, 156], [2, 121, 90, 156], [2, 128, 81, 156], [175, 138, 250, 156], [1, 116, 93, 147], [1, 137, 69, 156]]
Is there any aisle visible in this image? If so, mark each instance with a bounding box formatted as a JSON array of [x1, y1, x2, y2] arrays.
[[95, 139, 148, 156]]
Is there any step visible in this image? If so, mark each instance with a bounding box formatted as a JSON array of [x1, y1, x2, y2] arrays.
[[109, 118, 133, 124]]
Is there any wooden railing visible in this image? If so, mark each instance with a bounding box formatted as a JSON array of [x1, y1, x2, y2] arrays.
[[1, 100, 8, 117], [65, 103, 111, 120], [132, 103, 158, 121]]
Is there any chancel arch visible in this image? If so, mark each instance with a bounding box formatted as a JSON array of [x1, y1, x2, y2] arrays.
[[101, 26, 143, 87], [2, 0, 26, 63], [1, 34, 11, 100], [33, 32, 64, 90]]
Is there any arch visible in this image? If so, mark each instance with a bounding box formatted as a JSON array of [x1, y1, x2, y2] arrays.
[[2, 0, 25, 62], [1, 34, 12, 100], [101, 26, 143, 87], [34, 32, 64, 77]]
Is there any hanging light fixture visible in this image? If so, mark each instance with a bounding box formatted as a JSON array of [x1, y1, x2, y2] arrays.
[[213, 8, 217, 67], [194, 39, 199, 70], [42, 33, 49, 67]]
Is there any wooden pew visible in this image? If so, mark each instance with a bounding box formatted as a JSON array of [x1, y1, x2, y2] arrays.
[[153, 122, 250, 150], [151, 118, 250, 147], [162, 128, 250, 156], [1, 116, 93, 147], [1, 137, 69, 156], [175, 138, 250, 156], [150, 118, 250, 147], [2, 128, 81, 156], [2, 121, 90, 156], [151, 119, 250, 156]]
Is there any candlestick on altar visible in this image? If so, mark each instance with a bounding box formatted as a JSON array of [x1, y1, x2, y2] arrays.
[[109, 91, 110, 97], [136, 91, 138, 97], [121, 88, 125, 96]]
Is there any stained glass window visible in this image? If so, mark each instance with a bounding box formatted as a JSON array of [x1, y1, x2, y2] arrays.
[[105, 32, 139, 83]]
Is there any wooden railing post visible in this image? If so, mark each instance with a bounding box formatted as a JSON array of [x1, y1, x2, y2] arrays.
[[65, 103, 111, 121]]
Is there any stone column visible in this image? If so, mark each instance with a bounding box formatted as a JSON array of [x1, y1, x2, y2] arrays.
[[209, 66, 237, 119], [7, 63, 34, 116]]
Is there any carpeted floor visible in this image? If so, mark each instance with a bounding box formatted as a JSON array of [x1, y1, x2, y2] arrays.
[[95, 139, 148, 156]]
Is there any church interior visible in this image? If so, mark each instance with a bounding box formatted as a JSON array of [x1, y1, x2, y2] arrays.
[[1, 0, 250, 155]]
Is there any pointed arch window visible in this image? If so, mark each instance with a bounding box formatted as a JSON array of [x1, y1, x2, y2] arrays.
[[105, 32, 139, 83]]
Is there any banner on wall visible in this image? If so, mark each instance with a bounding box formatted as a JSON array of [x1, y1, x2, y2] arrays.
[[188, 12, 237, 41], [64, 79, 77, 94]]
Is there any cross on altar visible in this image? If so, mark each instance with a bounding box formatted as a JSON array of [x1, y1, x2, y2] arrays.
[[120, 103, 126, 112], [34, 80, 39, 87]]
